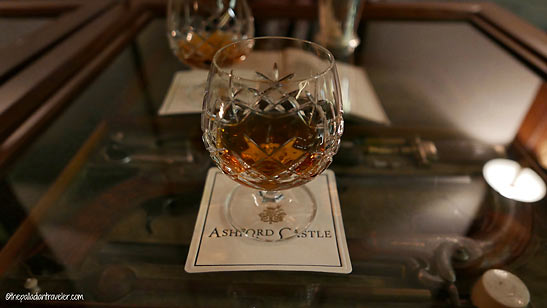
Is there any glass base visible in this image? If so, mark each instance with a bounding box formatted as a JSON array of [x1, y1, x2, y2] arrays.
[[225, 185, 317, 242]]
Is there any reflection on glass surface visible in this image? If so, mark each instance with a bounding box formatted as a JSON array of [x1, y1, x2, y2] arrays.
[[0, 13, 545, 307], [361, 21, 542, 145]]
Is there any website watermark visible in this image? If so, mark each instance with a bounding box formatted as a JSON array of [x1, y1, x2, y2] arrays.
[[5, 292, 84, 303]]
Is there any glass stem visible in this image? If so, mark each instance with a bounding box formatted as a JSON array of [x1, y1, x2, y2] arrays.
[[258, 191, 284, 203]]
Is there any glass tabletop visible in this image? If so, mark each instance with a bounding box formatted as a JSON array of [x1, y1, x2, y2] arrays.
[[0, 8, 546, 307]]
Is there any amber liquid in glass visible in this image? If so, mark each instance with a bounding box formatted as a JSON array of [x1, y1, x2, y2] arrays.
[[215, 108, 328, 191], [176, 30, 239, 68]]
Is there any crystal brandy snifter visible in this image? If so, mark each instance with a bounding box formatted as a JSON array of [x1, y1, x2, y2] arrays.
[[167, 0, 254, 69], [202, 37, 343, 241]]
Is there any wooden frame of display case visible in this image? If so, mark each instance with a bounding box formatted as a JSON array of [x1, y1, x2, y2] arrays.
[[0, 0, 117, 162], [0, 0, 115, 79]]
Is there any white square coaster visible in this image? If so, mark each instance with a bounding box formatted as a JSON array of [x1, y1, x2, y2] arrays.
[[185, 168, 352, 274], [158, 70, 208, 115]]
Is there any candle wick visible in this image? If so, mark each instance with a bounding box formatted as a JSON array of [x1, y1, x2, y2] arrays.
[[510, 166, 523, 187]]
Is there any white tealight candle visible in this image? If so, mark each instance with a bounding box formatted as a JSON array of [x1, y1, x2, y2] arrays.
[[471, 269, 530, 308], [483, 159, 546, 203]]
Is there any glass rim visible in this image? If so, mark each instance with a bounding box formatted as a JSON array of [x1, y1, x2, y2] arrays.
[[212, 36, 336, 83]]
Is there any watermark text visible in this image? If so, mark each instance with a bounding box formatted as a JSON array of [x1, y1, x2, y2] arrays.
[[5, 292, 84, 302]]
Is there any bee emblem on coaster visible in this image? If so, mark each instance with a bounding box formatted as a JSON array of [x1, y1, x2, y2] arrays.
[[259, 206, 286, 224]]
